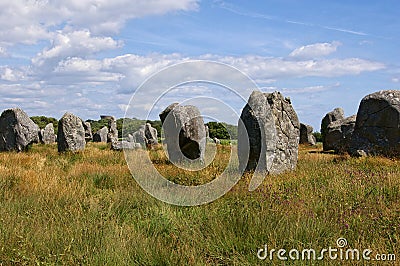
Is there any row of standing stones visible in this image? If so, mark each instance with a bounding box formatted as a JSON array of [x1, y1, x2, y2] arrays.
[[0, 89, 398, 174]]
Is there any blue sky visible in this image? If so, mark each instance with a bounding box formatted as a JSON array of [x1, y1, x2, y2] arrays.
[[0, 0, 399, 130]]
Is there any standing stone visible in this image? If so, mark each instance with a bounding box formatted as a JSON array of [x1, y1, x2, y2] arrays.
[[83, 121, 92, 142], [0, 108, 40, 152], [160, 103, 206, 162], [57, 112, 85, 152], [145, 123, 158, 146], [205, 125, 210, 139], [299, 123, 316, 145], [213, 137, 221, 145], [132, 125, 146, 146], [325, 115, 356, 154], [93, 126, 108, 142], [107, 117, 118, 143], [321, 108, 345, 151], [39, 123, 56, 144], [349, 90, 400, 157], [238, 91, 300, 174]]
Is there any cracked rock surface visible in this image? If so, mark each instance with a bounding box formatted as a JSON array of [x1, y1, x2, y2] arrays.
[[238, 91, 300, 173], [57, 112, 86, 152], [349, 90, 400, 157], [0, 108, 39, 152]]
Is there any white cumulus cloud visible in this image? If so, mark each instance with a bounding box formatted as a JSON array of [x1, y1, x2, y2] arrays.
[[289, 41, 342, 59]]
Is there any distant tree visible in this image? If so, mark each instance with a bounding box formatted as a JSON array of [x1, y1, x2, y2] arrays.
[[313, 132, 323, 143], [30, 116, 58, 134], [207, 122, 234, 140]]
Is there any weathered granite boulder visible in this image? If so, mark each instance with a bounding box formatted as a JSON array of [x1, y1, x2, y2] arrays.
[[107, 117, 118, 143], [39, 123, 56, 144], [83, 121, 92, 142], [299, 123, 316, 145], [160, 103, 206, 162], [57, 112, 85, 152], [349, 90, 400, 157], [321, 108, 345, 151], [238, 91, 300, 173], [325, 115, 356, 153], [0, 108, 40, 151], [93, 126, 108, 142]]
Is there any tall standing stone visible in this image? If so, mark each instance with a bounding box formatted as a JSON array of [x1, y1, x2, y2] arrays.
[[160, 103, 206, 163], [238, 91, 300, 174], [39, 123, 56, 144], [321, 108, 345, 151], [349, 90, 400, 157], [299, 123, 316, 145], [107, 117, 118, 143], [83, 121, 92, 142], [0, 108, 39, 151], [57, 112, 86, 152]]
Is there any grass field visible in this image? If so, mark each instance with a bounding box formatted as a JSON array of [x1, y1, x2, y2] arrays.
[[0, 143, 399, 265]]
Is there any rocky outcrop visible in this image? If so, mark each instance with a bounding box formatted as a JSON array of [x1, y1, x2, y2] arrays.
[[0, 108, 40, 151], [299, 123, 316, 145], [321, 108, 345, 151], [160, 103, 206, 163], [349, 90, 400, 157], [325, 115, 356, 153], [57, 112, 85, 152], [238, 91, 300, 174]]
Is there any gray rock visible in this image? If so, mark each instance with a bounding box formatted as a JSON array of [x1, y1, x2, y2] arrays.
[[205, 125, 209, 138], [145, 123, 158, 146], [349, 90, 400, 157], [57, 112, 85, 152], [321, 108, 345, 151], [132, 125, 146, 146], [39, 123, 56, 144], [325, 115, 356, 153], [93, 126, 108, 142], [127, 134, 134, 143], [160, 103, 206, 163], [83, 121, 92, 142], [0, 108, 40, 151], [107, 117, 118, 143], [238, 91, 300, 174], [111, 140, 141, 150], [299, 123, 316, 145], [213, 137, 220, 145]]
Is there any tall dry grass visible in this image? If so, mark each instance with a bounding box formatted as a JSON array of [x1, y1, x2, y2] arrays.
[[0, 143, 399, 265]]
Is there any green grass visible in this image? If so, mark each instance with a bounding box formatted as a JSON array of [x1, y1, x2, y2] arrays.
[[0, 143, 399, 265]]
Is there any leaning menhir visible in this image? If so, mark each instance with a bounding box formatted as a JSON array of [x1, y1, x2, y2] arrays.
[[0, 108, 40, 152], [159, 103, 206, 163], [57, 112, 86, 152], [348, 90, 400, 157], [238, 91, 300, 173]]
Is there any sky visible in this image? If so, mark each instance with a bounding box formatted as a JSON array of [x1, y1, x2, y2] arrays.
[[0, 0, 399, 130]]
